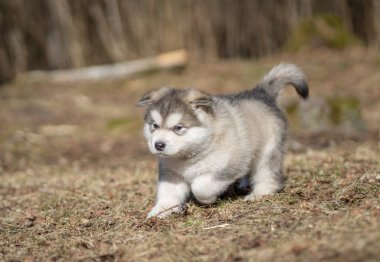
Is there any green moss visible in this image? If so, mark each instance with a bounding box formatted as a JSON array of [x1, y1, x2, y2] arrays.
[[286, 196, 299, 205], [183, 218, 202, 227], [285, 14, 360, 51], [285, 101, 299, 116], [106, 117, 141, 132], [326, 96, 362, 126], [285, 101, 300, 131]]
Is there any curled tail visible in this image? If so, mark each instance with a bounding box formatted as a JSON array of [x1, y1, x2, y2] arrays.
[[258, 63, 308, 99]]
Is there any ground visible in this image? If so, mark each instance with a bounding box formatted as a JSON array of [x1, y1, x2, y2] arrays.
[[0, 47, 379, 261]]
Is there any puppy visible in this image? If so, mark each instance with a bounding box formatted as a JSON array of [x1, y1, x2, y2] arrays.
[[137, 63, 308, 218]]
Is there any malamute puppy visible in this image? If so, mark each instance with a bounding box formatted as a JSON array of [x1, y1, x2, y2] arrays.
[[137, 63, 308, 218]]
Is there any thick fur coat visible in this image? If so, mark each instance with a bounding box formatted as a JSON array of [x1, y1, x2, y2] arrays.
[[137, 64, 308, 218]]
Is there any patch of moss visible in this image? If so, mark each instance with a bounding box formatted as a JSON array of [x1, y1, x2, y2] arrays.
[[286, 196, 299, 205], [183, 218, 202, 227], [285, 14, 360, 51], [326, 96, 363, 127], [324, 200, 347, 211], [285, 101, 300, 130], [106, 117, 140, 132]]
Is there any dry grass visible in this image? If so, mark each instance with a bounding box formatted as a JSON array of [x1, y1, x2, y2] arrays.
[[1, 48, 380, 261]]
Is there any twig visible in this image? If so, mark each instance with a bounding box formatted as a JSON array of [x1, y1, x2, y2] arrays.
[[203, 223, 230, 230]]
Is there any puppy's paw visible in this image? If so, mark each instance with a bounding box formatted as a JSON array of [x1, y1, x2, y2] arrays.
[[243, 193, 262, 201], [244, 190, 277, 201], [147, 204, 183, 219]]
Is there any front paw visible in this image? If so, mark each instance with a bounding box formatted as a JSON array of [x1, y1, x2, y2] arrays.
[[243, 193, 263, 201], [147, 204, 183, 219]]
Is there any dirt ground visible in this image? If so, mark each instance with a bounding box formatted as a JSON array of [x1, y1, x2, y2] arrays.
[[0, 48, 379, 261]]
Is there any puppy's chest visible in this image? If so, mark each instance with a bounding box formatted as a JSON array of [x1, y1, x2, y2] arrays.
[[169, 149, 246, 182], [181, 159, 222, 181]]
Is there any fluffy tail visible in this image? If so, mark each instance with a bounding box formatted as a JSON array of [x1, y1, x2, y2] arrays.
[[258, 63, 308, 99]]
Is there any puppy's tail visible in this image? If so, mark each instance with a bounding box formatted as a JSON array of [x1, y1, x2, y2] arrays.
[[258, 63, 308, 100]]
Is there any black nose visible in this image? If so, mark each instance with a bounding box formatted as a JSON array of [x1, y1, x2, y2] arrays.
[[155, 142, 166, 151]]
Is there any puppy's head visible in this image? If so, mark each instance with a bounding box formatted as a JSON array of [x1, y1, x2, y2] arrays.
[[137, 87, 214, 158]]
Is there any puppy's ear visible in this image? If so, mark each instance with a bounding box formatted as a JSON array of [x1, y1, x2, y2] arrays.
[[190, 96, 213, 111], [136, 92, 152, 107], [136, 87, 173, 107], [187, 88, 213, 111]]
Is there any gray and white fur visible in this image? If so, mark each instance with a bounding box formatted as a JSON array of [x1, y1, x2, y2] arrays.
[[137, 63, 308, 218]]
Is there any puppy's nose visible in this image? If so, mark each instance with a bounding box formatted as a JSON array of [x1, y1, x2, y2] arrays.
[[155, 142, 166, 151]]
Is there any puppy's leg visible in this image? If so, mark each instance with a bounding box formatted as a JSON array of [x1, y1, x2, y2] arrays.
[[191, 174, 232, 205], [245, 138, 284, 200], [148, 171, 190, 218]]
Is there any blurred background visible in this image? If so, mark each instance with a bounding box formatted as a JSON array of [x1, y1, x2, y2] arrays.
[[1, 0, 380, 82]]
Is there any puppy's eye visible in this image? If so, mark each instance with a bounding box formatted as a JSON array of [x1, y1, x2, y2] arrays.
[[151, 123, 159, 130], [173, 124, 183, 132]]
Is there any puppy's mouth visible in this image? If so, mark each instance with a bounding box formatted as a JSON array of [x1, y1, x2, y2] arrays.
[[157, 152, 167, 156], [154, 152, 170, 157]]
